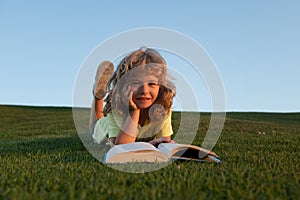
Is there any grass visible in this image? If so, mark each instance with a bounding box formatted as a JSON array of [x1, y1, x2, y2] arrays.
[[0, 105, 299, 199]]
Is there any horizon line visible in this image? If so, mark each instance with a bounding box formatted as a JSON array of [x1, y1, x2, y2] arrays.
[[1, 103, 299, 113]]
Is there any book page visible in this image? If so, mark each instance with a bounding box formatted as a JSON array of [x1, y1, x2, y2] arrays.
[[106, 142, 161, 162], [157, 143, 183, 158], [157, 143, 216, 159]]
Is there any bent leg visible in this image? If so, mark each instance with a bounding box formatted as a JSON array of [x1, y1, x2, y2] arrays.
[[89, 98, 104, 129]]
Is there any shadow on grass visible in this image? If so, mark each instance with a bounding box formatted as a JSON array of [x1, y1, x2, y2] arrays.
[[0, 136, 84, 153], [0, 134, 114, 165]]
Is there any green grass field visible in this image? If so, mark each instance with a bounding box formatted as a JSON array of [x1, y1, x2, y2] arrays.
[[0, 105, 299, 199]]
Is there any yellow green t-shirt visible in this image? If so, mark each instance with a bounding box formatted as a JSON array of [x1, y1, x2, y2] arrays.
[[92, 111, 173, 143]]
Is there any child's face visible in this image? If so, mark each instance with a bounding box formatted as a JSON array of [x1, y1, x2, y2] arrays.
[[128, 74, 160, 109]]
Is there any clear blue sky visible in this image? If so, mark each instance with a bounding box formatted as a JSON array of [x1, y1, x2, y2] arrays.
[[1, 1, 299, 112]]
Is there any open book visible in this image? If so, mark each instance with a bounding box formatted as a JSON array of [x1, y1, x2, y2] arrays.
[[104, 142, 221, 163]]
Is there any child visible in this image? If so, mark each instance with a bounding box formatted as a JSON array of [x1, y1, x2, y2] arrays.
[[89, 47, 176, 147]]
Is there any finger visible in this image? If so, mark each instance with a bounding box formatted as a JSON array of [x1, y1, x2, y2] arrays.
[[169, 140, 176, 144], [129, 92, 135, 106], [156, 138, 164, 143], [149, 140, 158, 147], [157, 137, 169, 143], [126, 87, 132, 98]]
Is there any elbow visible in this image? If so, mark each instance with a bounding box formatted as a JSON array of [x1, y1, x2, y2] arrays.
[[115, 132, 136, 145]]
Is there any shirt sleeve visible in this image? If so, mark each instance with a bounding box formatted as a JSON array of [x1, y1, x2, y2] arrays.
[[106, 112, 124, 138], [156, 111, 173, 138]]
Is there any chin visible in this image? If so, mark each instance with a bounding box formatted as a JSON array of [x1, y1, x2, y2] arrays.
[[137, 103, 152, 109]]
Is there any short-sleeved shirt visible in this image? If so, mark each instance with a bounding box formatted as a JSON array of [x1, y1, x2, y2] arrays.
[[92, 111, 173, 143]]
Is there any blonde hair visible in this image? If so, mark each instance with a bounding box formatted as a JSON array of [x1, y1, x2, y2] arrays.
[[103, 48, 176, 120]]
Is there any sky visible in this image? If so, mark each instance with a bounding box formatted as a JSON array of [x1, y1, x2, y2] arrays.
[[1, 0, 300, 112]]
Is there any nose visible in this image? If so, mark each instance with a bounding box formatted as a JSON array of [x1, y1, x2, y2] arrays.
[[137, 83, 150, 94]]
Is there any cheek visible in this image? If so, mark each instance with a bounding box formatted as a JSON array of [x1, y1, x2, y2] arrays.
[[152, 88, 160, 98]]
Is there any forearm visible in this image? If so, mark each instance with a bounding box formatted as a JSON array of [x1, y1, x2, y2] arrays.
[[148, 136, 175, 147], [115, 110, 140, 144]]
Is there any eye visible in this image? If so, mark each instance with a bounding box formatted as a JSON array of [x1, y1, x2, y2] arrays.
[[129, 82, 140, 88], [148, 82, 159, 87]]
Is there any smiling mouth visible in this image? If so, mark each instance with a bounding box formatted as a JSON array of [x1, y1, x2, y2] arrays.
[[135, 97, 151, 102]]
